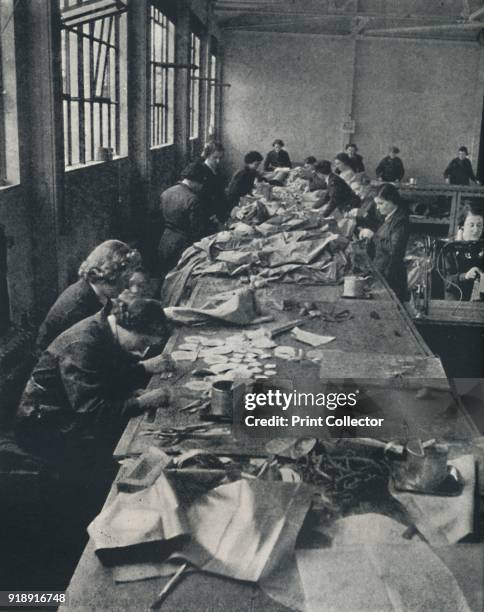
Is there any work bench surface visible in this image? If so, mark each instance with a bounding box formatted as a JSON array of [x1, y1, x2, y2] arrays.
[[63, 185, 481, 612]]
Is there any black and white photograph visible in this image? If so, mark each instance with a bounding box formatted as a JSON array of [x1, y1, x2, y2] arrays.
[[1, 1, 484, 610]]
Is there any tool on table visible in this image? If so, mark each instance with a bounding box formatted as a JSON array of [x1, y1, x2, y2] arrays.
[[148, 424, 231, 446], [267, 318, 306, 338], [250, 314, 275, 325], [151, 562, 190, 609], [179, 398, 210, 413]]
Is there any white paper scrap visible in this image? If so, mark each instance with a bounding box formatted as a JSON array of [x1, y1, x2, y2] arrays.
[[290, 327, 335, 347]]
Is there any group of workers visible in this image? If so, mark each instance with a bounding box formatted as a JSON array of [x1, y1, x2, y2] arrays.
[[12, 137, 483, 498]]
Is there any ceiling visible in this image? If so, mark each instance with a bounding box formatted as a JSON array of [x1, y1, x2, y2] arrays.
[[214, 0, 484, 41]]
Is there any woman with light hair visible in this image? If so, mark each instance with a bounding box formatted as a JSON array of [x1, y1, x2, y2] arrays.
[[36, 240, 142, 352]]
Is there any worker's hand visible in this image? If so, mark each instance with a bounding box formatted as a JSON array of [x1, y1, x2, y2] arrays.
[[465, 266, 481, 280], [136, 386, 172, 410], [141, 353, 176, 375], [359, 228, 374, 240]]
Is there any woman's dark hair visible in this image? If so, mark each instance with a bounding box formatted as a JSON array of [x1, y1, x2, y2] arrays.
[[389, 146, 400, 154], [458, 146, 469, 155], [335, 152, 351, 165], [180, 161, 207, 184], [112, 295, 168, 336], [304, 156, 317, 165], [458, 201, 484, 227], [272, 139, 284, 147], [202, 140, 224, 159], [376, 183, 406, 208], [314, 160, 332, 175], [244, 151, 263, 164], [345, 143, 358, 151]]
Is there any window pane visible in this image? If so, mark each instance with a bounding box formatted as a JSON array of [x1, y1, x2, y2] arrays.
[[59, 3, 127, 166], [149, 6, 175, 147]]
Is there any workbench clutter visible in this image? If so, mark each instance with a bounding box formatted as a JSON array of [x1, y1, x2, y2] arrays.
[[88, 458, 313, 610], [164, 287, 260, 326], [161, 180, 353, 298], [87, 435, 477, 611]]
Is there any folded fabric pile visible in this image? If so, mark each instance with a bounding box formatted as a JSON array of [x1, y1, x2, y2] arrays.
[[88, 475, 313, 611]]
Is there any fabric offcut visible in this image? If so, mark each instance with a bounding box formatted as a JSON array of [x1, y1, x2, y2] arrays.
[[97, 478, 312, 612], [164, 288, 258, 325], [87, 471, 188, 567], [297, 513, 471, 612]]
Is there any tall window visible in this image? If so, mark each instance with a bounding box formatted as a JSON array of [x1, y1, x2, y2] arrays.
[[207, 52, 217, 139], [60, 0, 128, 167], [189, 32, 201, 139], [0, 42, 6, 185], [0, 224, 9, 334], [150, 6, 175, 147], [0, 0, 19, 186]]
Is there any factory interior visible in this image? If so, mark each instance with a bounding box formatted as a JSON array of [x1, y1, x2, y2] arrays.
[[1, 1, 484, 610]]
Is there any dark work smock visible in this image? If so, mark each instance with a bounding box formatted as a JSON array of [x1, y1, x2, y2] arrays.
[[443, 158, 477, 186], [16, 311, 148, 470], [263, 149, 292, 171], [199, 163, 230, 224], [444, 241, 484, 301], [348, 153, 365, 173], [159, 182, 206, 274], [226, 166, 260, 207], [313, 173, 359, 216], [36, 278, 102, 353], [375, 156, 405, 182], [370, 207, 410, 302]]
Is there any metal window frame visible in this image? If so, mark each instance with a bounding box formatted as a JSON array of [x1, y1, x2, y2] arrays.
[[0, 39, 7, 184], [207, 51, 217, 139], [150, 5, 175, 147], [189, 31, 201, 139], [60, 1, 124, 167]]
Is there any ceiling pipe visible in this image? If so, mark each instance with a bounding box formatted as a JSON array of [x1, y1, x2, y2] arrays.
[[364, 22, 483, 35]]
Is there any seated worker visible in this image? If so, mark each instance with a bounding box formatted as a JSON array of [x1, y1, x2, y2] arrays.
[[360, 184, 410, 302], [128, 270, 155, 298], [16, 296, 173, 478], [300, 156, 317, 179], [333, 153, 356, 184], [345, 143, 365, 173], [301, 156, 327, 191], [376, 147, 405, 183], [200, 140, 230, 225], [444, 203, 484, 301], [263, 139, 292, 172], [227, 150, 264, 208], [444, 146, 479, 186], [36, 240, 142, 353], [347, 174, 380, 232], [159, 161, 207, 276], [312, 160, 359, 217]]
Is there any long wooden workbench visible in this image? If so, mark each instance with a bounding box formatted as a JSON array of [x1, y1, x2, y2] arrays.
[[62, 281, 481, 611], [62, 188, 482, 611]]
